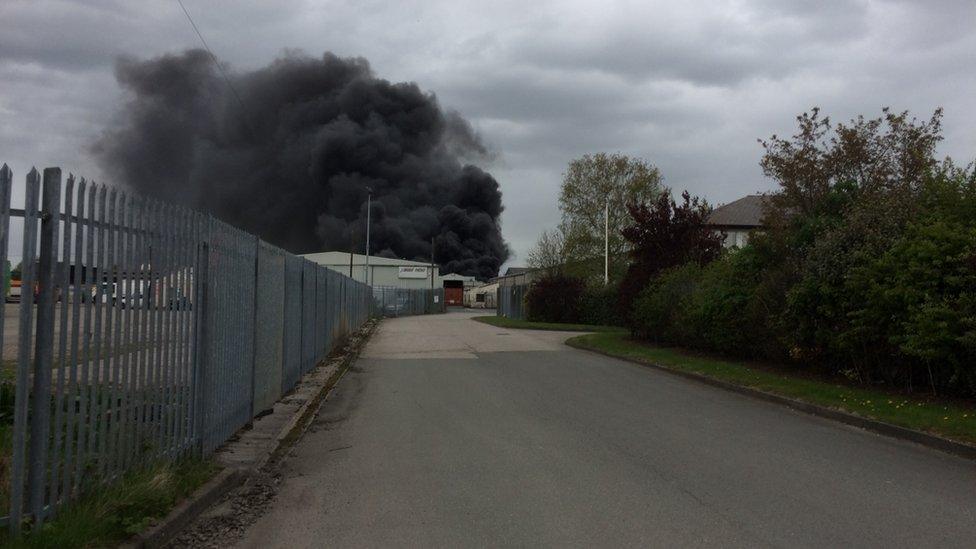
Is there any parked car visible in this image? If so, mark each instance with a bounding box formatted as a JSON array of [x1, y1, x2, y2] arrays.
[[7, 279, 21, 303], [30, 281, 62, 303]]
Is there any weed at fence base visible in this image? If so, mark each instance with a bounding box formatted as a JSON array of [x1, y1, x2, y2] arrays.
[[0, 457, 217, 548]]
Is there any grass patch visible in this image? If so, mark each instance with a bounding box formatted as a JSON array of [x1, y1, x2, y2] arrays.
[[473, 316, 626, 333], [0, 423, 10, 518], [0, 457, 218, 548], [568, 331, 976, 445]]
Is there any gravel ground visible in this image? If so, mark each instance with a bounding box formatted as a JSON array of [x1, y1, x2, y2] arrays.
[[169, 467, 283, 548]]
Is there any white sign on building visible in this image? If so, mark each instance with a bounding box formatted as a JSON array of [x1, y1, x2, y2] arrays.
[[398, 266, 429, 279]]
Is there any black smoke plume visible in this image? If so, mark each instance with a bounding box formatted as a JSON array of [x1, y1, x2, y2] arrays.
[[93, 50, 509, 279]]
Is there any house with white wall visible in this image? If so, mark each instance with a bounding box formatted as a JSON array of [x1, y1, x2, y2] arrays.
[[706, 195, 767, 248]]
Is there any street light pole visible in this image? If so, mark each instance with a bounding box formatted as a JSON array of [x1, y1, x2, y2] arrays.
[[604, 196, 609, 286], [364, 187, 372, 285]]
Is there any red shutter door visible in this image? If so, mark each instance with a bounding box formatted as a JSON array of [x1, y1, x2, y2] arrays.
[[445, 287, 463, 305]]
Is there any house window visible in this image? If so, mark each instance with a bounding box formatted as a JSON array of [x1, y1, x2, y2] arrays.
[[476, 293, 485, 303]]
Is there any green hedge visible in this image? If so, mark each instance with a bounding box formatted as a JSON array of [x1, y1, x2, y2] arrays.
[[579, 284, 619, 326], [525, 272, 620, 326], [627, 108, 976, 398], [631, 186, 976, 397], [525, 273, 584, 323]]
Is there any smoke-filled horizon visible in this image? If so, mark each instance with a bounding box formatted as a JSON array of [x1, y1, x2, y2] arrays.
[[93, 49, 509, 280]]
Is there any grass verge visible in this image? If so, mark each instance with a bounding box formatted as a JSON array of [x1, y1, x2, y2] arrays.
[[472, 316, 625, 333], [567, 331, 976, 446], [0, 457, 219, 548]]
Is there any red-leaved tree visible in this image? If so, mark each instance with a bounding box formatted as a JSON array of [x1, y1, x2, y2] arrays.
[[618, 190, 724, 323]]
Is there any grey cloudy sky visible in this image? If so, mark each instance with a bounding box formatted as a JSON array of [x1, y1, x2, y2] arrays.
[[2, 0, 974, 266]]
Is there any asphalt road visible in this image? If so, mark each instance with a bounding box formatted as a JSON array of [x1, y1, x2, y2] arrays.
[[237, 311, 976, 548]]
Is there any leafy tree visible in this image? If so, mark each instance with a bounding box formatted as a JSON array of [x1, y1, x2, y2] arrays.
[[757, 109, 976, 395], [526, 228, 566, 273], [757, 108, 947, 365], [759, 107, 943, 227], [618, 190, 723, 323], [558, 153, 662, 279]]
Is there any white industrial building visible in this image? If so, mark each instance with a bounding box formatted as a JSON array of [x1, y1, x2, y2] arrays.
[[301, 251, 480, 305], [301, 251, 441, 289]]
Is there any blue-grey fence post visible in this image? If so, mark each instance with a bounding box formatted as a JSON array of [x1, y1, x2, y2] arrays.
[[250, 235, 259, 419], [0, 164, 9, 366], [28, 167, 62, 524], [47, 174, 75, 516], [9, 168, 39, 535], [192, 224, 210, 453]]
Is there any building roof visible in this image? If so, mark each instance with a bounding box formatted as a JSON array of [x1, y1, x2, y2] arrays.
[[469, 281, 497, 292], [490, 267, 536, 286], [707, 195, 767, 228], [301, 251, 432, 267], [441, 273, 478, 282]]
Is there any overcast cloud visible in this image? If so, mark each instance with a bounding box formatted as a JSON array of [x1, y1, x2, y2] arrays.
[[2, 0, 974, 267]]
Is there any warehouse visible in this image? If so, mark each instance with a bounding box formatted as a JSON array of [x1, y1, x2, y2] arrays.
[[301, 251, 441, 289], [440, 273, 480, 305], [301, 250, 476, 292]]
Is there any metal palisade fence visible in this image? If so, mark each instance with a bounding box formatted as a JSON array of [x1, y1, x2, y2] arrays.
[[497, 284, 528, 320], [372, 285, 446, 317], [0, 165, 377, 533]]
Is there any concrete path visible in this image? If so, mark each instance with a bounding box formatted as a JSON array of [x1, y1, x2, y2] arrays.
[[237, 311, 976, 548]]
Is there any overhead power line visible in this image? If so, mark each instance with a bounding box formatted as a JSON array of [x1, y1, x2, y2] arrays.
[[175, 0, 251, 124]]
